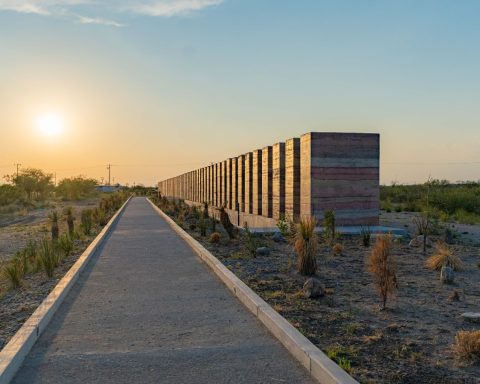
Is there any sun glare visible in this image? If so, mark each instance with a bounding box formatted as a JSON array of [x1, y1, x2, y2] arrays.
[[36, 114, 64, 137]]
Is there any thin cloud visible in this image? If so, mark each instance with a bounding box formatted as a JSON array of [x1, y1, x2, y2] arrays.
[[0, 0, 224, 24], [78, 15, 125, 27], [129, 0, 223, 17]]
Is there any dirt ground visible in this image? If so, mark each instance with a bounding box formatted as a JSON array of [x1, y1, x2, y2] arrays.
[[177, 210, 480, 384], [0, 198, 101, 350], [0, 199, 99, 263]]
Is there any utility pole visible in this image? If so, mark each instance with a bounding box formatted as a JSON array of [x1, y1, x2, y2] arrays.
[[107, 164, 111, 185], [14, 163, 21, 179]]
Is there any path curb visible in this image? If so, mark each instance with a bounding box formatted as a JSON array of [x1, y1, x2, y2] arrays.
[[148, 199, 359, 384], [0, 196, 133, 384]]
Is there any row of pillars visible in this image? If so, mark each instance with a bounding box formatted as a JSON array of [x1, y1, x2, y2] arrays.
[[158, 132, 380, 225], [159, 138, 300, 220]]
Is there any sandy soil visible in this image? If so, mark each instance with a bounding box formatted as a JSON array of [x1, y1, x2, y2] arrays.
[[176, 210, 480, 384], [0, 199, 99, 263], [0, 198, 102, 350]]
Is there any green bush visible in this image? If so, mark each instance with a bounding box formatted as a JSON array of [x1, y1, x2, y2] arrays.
[[2, 257, 24, 289], [81, 209, 93, 235], [37, 239, 59, 278]]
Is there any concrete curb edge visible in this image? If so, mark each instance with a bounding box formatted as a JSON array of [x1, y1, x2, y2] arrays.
[[147, 198, 359, 384], [0, 195, 133, 384]]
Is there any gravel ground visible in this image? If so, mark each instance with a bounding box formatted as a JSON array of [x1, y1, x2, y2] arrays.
[[174, 209, 480, 384]]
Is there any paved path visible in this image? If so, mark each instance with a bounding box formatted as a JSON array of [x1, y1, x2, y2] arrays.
[[13, 197, 315, 384]]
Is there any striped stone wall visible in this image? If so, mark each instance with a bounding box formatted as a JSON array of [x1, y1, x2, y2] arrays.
[[158, 131, 380, 226]]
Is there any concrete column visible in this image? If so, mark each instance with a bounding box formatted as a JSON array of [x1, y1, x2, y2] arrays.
[[220, 161, 225, 207], [237, 155, 245, 212], [244, 152, 253, 214], [231, 157, 238, 210], [226, 159, 232, 209], [262, 146, 273, 218], [252, 149, 262, 216], [286, 137, 300, 220], [272, 142, 286, 220], [300, 132, 380, 226]]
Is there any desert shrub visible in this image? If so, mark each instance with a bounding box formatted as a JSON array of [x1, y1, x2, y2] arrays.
[[323, 210, 336, 244], [332, 243, 344, 255], [63, 206, 75, 236], [93, 207, 108, 226], [219, 205, 235, 239], [81, 209, 93, 235], [56, 176, 97, 200], [0, 184, 23, 206], [189, 223, 197, 230], [209, 232, 221, 244], [276, 216, 289, 237], [453, 330, 480, 362], [49, 210, 59, 241], [367, 234, 396, 310], [426, 242, 463, 271], [243, 222, 258, 258], [37, 239, 59, 278], [294, 217, 317, 276], [361, 226, 371, 247], [2, 257, 24, 289], [57, 233, 74, 257], [24, 239, 37, 266]]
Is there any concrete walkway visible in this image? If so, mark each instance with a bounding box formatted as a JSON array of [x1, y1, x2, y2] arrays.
[[13, 197, 316, 384]]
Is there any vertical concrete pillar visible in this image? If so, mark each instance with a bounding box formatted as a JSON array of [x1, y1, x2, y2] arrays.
[[244, 153, 253, 214], [252, 149, 263, 216], [220, 161, 225, 207], [272, 142, 286, 220], [237, 155, 245, 212], [226, 159, 232, 209], [262, 146, 273, 218], [231, 157, 238, 210], [300, 132, 380, 225], [286, 137, 300, 220]]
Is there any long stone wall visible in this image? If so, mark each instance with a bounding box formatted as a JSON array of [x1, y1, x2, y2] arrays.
[[158, 132, 380, 226]]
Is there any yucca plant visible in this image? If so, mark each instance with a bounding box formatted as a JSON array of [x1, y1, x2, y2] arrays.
[[219, 204, 235, 239], [426, 241, 463, 271], [243, 222, 257, 258], [367, 234, 396, 310], [294, 217, 318, 276], [2, 257, 24, 289], [49, 210, 59, 241], [37, 238, 59, 278], [93, 207, 108, 226], [361, 226, 371, 247], [63, 206, 75, 237], [323, 210, 336, 244], [198, 215, 207, 237], [57, 233, 74, 257], [81, 209, 93, 235]]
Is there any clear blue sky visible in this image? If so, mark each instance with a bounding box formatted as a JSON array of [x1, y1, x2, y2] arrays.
[[1, 1, 479, 185]]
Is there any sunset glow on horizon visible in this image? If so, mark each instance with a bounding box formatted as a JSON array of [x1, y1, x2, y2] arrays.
[[1, 1, 479, 186]]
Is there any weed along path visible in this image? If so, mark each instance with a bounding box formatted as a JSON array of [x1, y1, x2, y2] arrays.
[[12, 197, 316, 384]]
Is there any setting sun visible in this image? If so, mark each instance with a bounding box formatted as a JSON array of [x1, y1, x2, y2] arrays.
[[36, 114, 64, 137]]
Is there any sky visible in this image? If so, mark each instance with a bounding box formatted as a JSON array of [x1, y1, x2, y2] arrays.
[[1, 0, 479, 186]]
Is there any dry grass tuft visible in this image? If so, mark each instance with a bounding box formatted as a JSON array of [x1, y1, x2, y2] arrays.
[[367, 234, 396, 310], [209, 232, 221, 244], [294, 217, 317, 276], [453, 330, 480, 363], [426, 241, 463, 271], [332, 243, 344, 255]]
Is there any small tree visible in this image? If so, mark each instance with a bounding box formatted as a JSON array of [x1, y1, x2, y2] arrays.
[[294, 217, 318, 276], [367, 234, 396, 310]]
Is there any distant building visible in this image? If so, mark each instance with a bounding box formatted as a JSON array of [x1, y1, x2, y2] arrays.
[[96, 184, 122, 193]]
